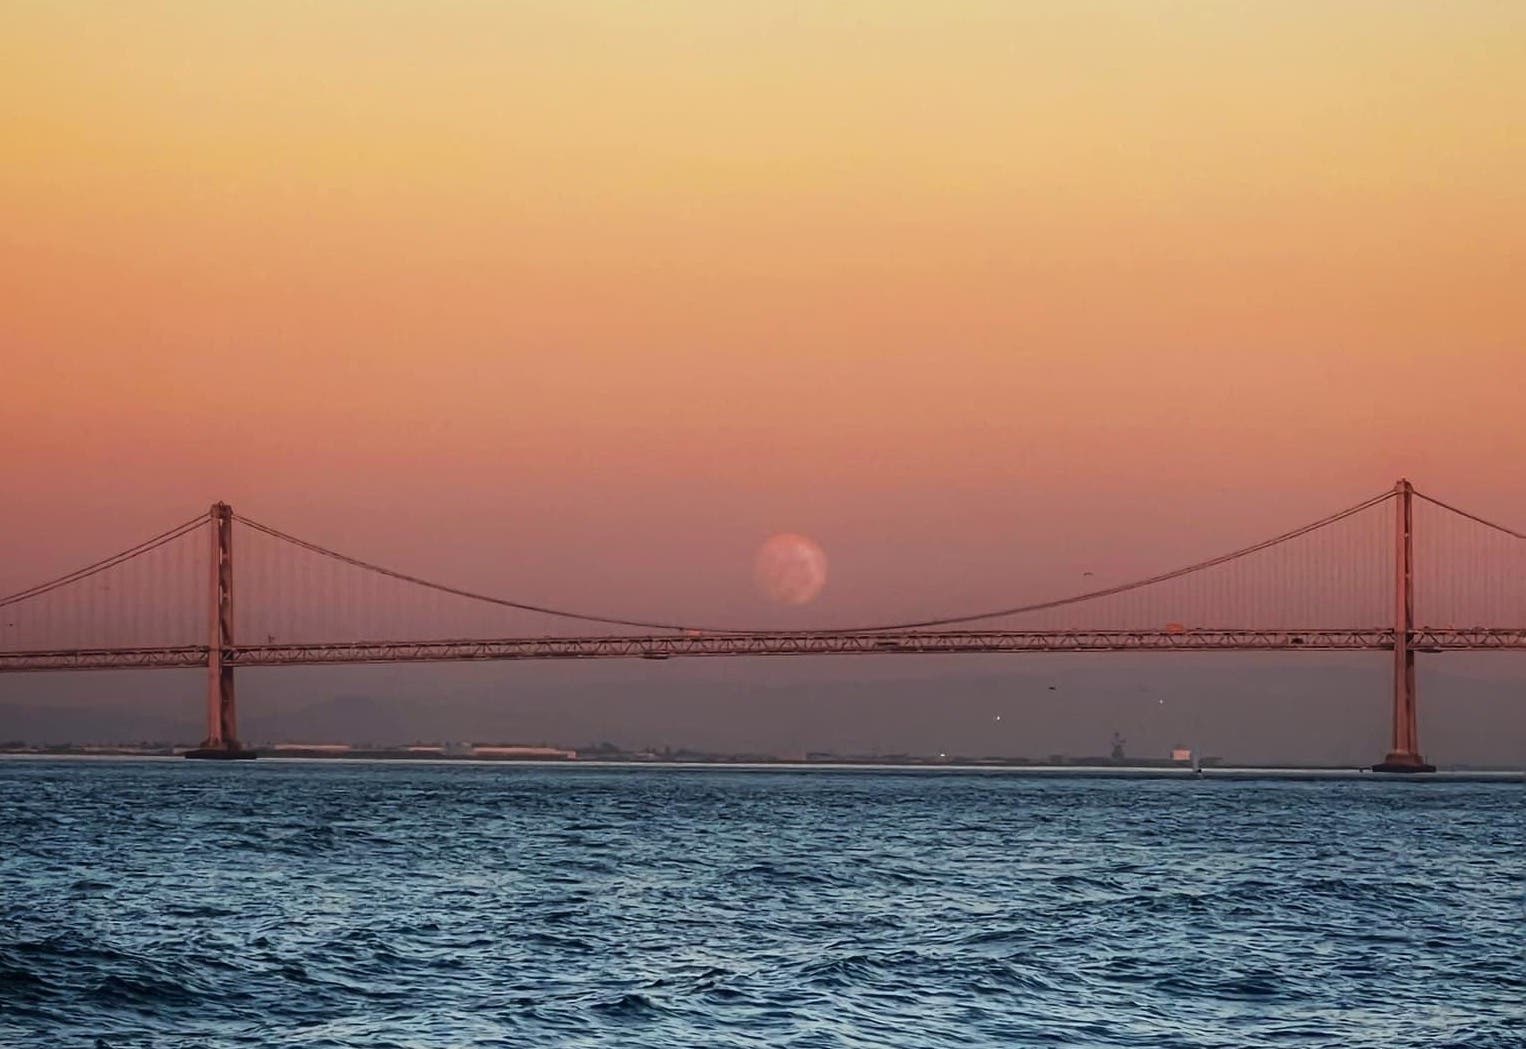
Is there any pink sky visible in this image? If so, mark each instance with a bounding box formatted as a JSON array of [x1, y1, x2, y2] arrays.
[[3, 2, 1522, 629]]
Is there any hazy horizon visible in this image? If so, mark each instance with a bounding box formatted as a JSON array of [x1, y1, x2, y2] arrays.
[[5, 654, 1521, 768]]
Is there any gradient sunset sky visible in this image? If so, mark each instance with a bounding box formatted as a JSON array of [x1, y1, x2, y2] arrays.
[[3, 2, 1522, 628]]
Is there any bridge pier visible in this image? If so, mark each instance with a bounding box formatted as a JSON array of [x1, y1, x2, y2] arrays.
[[186, 502, 254, 760], [1373, 479, 1433, 773]]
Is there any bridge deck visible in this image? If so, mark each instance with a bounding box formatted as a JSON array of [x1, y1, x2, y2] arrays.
[[1, 628, 1522, 672]]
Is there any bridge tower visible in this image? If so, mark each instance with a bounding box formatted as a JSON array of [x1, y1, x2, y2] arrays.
[[186, 502, 254, 759], [1373, 479, 1433, 773]]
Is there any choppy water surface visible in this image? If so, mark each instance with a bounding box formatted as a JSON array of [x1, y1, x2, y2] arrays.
[[0, 760, 1520, 1048]]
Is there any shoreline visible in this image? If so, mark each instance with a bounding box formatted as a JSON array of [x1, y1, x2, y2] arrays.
[[1, 752, 1519, 782]]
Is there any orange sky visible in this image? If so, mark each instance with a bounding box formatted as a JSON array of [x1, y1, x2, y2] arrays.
[[3, 2, 1522, 623]]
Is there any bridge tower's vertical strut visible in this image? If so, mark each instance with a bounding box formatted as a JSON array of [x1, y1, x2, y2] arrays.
[[1374, 479, 1433, 773], [186, 502, 254, 759]]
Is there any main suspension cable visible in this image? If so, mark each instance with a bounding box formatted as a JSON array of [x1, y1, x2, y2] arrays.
[[0, 515, 208, 609], [235, 489, 1396, 635], [821, 488, 1397, 631], [1413, 489, 1526, 541], [233, 514, 728, 633]]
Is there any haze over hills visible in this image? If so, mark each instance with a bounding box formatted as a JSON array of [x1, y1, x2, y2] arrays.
[[3, 656, 1520, 767]]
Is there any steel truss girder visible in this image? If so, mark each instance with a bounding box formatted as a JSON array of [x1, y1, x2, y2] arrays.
[[1413, 627, 1526, 651], [2, 628, 1523, 673], [0, 646, 210, 672], [227, 629, 1402, 665]]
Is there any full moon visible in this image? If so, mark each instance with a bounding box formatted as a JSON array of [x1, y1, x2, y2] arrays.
[[754, 533, 828, 605]]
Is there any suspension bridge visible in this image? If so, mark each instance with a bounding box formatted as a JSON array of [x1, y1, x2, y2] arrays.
[[2, 480, 1522, 771]]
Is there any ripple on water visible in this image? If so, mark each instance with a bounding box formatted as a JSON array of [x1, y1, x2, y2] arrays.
[[0, 761, 1520, 1049]]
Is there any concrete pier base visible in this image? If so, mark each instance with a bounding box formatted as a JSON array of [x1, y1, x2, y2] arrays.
[[1372, 751, 1436, 774], [184, 746, 257, 760]]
